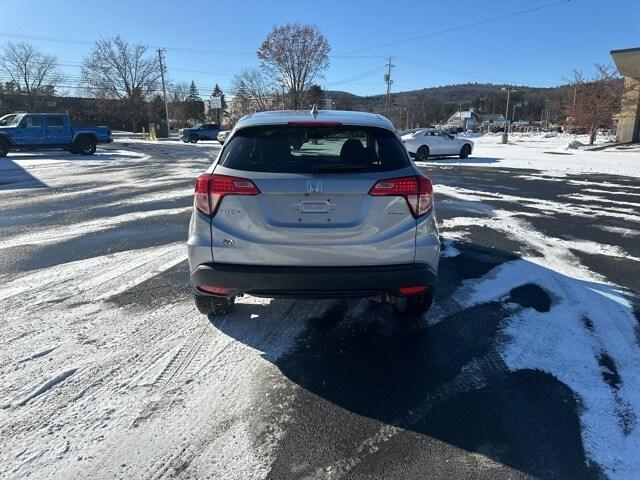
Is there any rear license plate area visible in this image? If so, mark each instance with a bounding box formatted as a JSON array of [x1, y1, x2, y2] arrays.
[[301, 202, 329, 213]]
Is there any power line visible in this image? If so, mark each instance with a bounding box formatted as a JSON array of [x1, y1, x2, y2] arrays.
[[395, 56, 557, 88], [324, 65, 386, 87], [337, 0, 572, 55], [0, 31, 385, 60]]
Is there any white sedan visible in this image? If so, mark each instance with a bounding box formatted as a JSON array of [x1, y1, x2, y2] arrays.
[[401, 129, 473, 161]]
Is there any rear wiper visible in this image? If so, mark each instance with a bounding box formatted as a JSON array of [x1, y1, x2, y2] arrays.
[[311, 164, 368, 173]]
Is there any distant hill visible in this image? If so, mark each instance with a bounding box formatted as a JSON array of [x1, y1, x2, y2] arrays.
[[325, 82, 576, 128]]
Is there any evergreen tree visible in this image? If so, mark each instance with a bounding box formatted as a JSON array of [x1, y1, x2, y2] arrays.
[[187, 80, 200, 101], [184, 80, 204, 123]]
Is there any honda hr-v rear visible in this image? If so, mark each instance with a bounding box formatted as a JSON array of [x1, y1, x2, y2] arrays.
[[187, 109, 440, 318]]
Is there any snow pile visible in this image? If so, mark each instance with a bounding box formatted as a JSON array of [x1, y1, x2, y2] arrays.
[[565, 139, 586, 150]]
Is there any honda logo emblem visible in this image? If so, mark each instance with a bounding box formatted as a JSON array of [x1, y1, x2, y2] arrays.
[[306, 180, 323, 193]]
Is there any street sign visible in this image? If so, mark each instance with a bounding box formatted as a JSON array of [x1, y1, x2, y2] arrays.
[[210, 96, 222, 109]]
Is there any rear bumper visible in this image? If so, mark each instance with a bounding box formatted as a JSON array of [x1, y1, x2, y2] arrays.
[[191, 263, 436, 299]]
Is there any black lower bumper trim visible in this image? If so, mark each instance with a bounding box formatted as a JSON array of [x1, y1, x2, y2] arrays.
[[191, 263, 436, 298]]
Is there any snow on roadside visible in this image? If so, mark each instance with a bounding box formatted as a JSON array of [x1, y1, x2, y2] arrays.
[[443, 204, 640, 479], [417, 132, 640, 178]]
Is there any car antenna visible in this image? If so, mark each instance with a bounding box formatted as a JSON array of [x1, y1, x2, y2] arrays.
[[310, 104, 319, 118]]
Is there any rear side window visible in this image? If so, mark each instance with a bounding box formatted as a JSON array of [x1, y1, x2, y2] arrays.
[[47, 116, 64, 127], [218, 125, 410, 173], [21, 116, 43, 128]]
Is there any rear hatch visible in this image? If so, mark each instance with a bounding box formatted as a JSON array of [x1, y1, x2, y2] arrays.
[[206, 123, 421, 267]]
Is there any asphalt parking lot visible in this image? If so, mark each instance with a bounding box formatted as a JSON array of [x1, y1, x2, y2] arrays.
[[1, 140, 639, 479]]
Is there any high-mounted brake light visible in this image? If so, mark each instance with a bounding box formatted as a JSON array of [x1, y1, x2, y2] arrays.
[[369, 175, 433, 218], [287, 121, 342, 127], [194, 174, 260, 217]]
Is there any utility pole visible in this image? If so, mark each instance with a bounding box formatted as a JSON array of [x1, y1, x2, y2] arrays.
[[544, 99, 550, 129], [384, 57, 394, 118], [157, 49, 170, 138], [501, 87, 515, 144]]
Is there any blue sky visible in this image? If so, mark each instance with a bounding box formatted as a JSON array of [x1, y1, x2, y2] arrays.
[[1, 0, 638, 97]]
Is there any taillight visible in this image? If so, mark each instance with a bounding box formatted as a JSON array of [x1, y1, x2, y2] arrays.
[[194, 174, 260, 217], [369, 175, 433, 218]]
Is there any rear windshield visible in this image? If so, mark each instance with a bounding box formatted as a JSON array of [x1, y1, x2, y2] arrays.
[[218, 125, 410, 174]]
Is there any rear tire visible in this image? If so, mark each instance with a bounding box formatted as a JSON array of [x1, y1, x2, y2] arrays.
[[393, 292, 434, 320], [194, 295, 235, 316], [189, 134, 199, 143], [0, 140, 9, 157], [74, 138, 97, 155], [459, 144, 471, 159], [416, 145, 429, 161]]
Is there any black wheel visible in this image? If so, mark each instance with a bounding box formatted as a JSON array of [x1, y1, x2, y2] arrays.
[[194, 295, 235, 316], [460, 144, 471, 159], [189, 134, 199, 143], [0, 140, 9, 157], [75, 138, 96, 155], [416, 145, 429, 161], [393, 292, 434, 319]]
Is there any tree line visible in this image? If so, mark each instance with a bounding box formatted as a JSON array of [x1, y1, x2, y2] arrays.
[[0, 23, 331, 131]]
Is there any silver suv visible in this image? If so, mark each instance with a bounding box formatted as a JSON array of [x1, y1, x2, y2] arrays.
[[187, 109, 440, 318]]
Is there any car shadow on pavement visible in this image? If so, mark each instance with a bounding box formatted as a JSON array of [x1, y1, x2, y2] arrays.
[[0, 158, 48, 190], [210, 242, 640, 479]]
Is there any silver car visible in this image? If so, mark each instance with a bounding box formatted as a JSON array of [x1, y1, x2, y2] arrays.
[[187, 109, 440, 318]]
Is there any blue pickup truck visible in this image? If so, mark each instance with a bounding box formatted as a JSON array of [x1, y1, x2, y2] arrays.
[[0, 113, 112, 157]]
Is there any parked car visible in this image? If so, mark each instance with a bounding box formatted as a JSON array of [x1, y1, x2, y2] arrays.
[[0, 113, 112, 157], [217, 130, 230, 144], [181, 123, 221, 143], [188, 109, 440, 319], [401, 129, 473, 161]]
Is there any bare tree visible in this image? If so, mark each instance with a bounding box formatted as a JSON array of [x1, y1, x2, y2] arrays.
[[170, 81, 191, 103], [231, 68, 276, 115], [257, 23, 330, 109], [570, 64, 622, 145], [0, 41, 64, 107], [81, 36, 160, 130], [81, 36, 160, 100]]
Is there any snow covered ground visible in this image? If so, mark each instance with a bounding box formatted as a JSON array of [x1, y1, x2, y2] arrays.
[[416, 131, 640, 178], [0, 135, 639, 479]]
